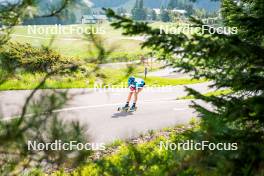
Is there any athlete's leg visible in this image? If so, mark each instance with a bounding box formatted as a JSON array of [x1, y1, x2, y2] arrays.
[[125, 88, 134, 107], [127, 92, 134, 102], [132, 88, 143, 108]]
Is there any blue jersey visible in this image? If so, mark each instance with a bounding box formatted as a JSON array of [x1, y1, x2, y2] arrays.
[[128, 77, 145, 88]]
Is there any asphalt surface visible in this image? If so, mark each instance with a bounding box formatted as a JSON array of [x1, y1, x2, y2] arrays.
[[0, 82, 213, 143], [147, 67, 191, 78]]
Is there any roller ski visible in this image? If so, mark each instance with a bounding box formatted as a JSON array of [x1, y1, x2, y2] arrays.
[[117, 104, 137, 112], [117, 105, 130, 112], [128, 105, 137, 112]]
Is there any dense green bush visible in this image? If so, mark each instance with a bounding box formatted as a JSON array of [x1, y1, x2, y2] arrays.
[[0, 42, 80, 73], [52, 123, 215, 176], [56, 128, 199, 176]]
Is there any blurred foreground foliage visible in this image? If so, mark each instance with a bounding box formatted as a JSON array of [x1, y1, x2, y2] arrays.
[[0, 91, 91, 175], [101, 0, 264, 174], [0, 42, 81, 74], [0, 0, 107, 175], [1, 0, 264, 175]]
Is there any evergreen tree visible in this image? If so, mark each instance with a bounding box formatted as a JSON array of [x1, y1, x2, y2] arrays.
[[177, 0, 187, 9], [185, 4, 194, 16], [138, 0, 146, 20], [0, 0, 96, 173], [150, 10, 157, 21], [194, 8, 206, 18], [117, 7, 126, 16], [160, 7, 170, 22], [131, 0, 146, 21], [134, 0, 139, 8], [167, 0, 177, 9], [105, 0, 264, 173]]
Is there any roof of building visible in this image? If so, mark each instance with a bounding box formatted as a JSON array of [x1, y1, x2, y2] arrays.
[[153, 9, 161, 15], [82, 15, 107, 20], [152, 8, 187, 15], [171, 9, 187, 14]]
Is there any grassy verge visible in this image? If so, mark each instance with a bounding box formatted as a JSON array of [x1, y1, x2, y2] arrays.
[[27, 122, 199, 175], [178, 89, 233, 99], [0, 68, 207, 90], [143, 76, 207, 87], [52, 123, 198, 176], [10, 24, 149, 60]]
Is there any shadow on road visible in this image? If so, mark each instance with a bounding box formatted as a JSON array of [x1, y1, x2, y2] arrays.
[[111, 112, 134, 118]]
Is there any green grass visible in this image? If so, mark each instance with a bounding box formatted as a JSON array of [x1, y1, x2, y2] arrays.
[[0, 22, 208, 91], [143, 76, 207, 86], [9, 23, 149, 60], [179, 89, 233, 99], [9, 22, 194, 61], [51, 124, 195, 176], [0, 68, 207, 90]]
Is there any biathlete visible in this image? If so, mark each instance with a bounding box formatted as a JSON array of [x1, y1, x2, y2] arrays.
[[122, 76, 145, 111]]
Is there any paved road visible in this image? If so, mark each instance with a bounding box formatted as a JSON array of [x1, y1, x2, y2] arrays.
[[147, 67, 191, 78], [101, 62, 191, 78], [0, 82, 213, 143]]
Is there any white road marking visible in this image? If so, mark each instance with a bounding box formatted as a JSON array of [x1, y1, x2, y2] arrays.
[[173, 108, 188, 111], [1, 99, 191, 120]]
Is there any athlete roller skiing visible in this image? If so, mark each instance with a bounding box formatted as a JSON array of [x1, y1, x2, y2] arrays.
[[118, 76, 145, 112]]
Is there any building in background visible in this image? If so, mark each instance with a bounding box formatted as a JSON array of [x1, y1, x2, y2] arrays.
[[171, 9, 187, 17], [152, 8, 187, 16], [81, 15, 108, 24]]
